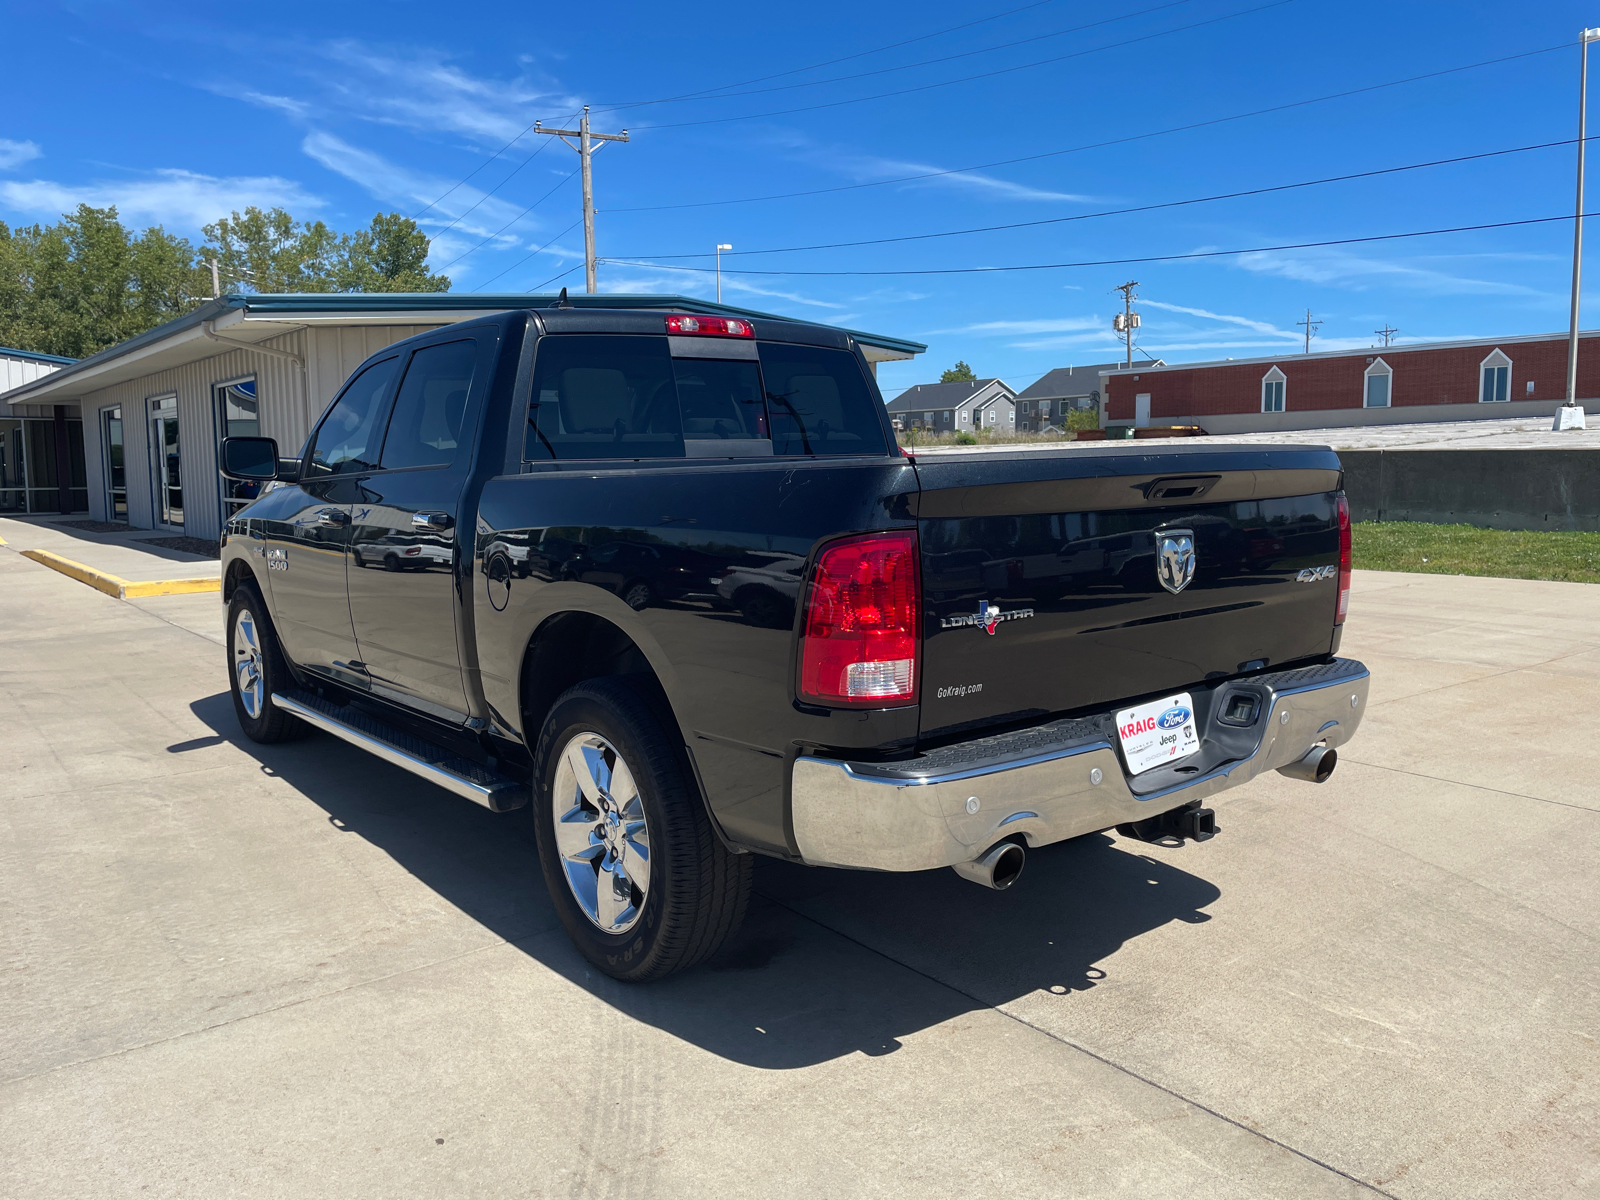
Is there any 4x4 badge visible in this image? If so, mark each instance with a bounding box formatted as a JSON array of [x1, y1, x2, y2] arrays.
[[941, 600, 1035, 635], [1156, 529, 1196, 595]]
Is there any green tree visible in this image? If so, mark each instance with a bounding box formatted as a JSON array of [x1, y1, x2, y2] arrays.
[[940, 360, 976, 383], [201, 208, 449, 294], [0, 205, 209, 359], [339, 212, 450, 292]]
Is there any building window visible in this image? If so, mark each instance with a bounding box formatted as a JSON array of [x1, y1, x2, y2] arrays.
[[103, 406, 126, 520], [1479, 349, 1511, 403], [1364, 358, 1392, 408], [215, 376, 259, 519], [1261, 367, 1286, 413]]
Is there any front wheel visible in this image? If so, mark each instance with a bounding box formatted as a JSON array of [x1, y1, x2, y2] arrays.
[[531, 676, 751, 982], [227, 583, 308, 743]]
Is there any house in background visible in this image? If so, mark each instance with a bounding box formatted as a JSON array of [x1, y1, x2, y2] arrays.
[[0, 293, 925, 541], [885, 377, 1016, 433], [1099, 331, 1596, 433], [1, 345, 84, 516], [1014, 361, 1158, 432]]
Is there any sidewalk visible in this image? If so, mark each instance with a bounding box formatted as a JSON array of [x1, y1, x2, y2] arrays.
[[0, 515, 224, 644]]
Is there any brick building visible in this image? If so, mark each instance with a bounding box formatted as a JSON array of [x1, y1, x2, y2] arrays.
[[1100, 330, 1600, 434]]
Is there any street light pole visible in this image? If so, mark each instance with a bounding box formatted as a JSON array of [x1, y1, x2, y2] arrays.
[[1560, 27, 1600, 431], [716, 244, 732, 304]]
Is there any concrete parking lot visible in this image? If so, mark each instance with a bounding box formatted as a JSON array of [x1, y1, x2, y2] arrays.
[[1, 536, 1596, 1198]]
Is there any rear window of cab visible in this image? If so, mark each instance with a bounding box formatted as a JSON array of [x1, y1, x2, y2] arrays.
[[523, 334, 888, 461]]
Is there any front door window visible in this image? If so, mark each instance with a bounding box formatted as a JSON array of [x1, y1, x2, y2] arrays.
[[149, 396, 182, 527], [104, 406, 126, 520], [216, 377, 260, 519]]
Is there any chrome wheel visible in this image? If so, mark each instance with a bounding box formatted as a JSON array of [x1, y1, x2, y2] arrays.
[[233, 607, 265, 719], [551, 732, 651, 935]]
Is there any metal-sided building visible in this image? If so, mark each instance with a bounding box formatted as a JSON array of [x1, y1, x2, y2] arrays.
[[0, 293, 925, 541], [1, 345, 81, 516]]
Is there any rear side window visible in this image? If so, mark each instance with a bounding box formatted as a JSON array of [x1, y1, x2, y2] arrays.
[[380, 340, 477, 470], [526, 335, 681, 460], [759, 344, 886, 457], [306, 356, 399, 476]]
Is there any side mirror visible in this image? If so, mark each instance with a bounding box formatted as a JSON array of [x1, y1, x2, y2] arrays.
[[221, 436, 297, 483]]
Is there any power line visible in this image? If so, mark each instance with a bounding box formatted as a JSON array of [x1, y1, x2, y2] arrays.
[[435, 172, 578, 272], [534, 108, 630, 293], [470, 219, 583, 290], [593, 0, 1068, 110], [529, 262, 585, 292], [601, 211, 1600, 278], [597, 0, 1197, 112], [606, 43, 1570, 213], [635, 0, 1301, 131], [614, 137, 1594, 261], [412, 110, 578, 222], [427, 135, 560, 240]]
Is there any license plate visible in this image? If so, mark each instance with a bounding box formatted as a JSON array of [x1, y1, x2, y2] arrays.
[[1115, 692, 1200, 776]]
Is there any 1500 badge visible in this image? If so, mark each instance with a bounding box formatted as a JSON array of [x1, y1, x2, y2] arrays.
[[940, 600, 1034, 635], [265, 548, 288, 572]]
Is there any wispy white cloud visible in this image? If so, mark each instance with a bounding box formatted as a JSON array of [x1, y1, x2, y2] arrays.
[[301, 131, 542, 244], [933, 315, 1103, 335], [0, 138, 42, 170], [596, 260, 845, 311], [1234, 247, 1541, 296], [1139, 299, 1299, 340], [307, 41, 584, 144], [0, 169, 322, 230], [238, 92, 311, 119]]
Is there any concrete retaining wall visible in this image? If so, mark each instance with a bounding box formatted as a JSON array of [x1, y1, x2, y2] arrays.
[[1339, 449, 1600, 531]]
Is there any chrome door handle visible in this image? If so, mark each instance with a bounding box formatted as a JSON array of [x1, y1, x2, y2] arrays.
[[412, 511, 454, 531], [316, 508, 350, 528]]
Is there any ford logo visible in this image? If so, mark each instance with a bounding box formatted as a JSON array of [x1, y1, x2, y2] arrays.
[[1157, 706, 1191, 729]]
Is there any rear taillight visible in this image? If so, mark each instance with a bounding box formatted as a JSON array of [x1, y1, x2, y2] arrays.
[[1335, 493, 1351, 624], [665, 314, 754, 338], [799, 532, 919, 707]]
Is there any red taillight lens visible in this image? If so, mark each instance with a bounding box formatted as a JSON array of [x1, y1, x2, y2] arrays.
[[799, 532, 920, 707], [1335, 492, 1352, 625], [664, 314, 754, 338]]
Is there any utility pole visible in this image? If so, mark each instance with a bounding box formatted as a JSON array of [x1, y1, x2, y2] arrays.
[[1562, 28, 1600, 430], [206, 258, 221, 299], [716, 244, 732, 304], [1113, 281, 1140, 368], [535, 106, 629, 294], [1375, 323, 1398, 348], [1296, 309, 1323, 354]]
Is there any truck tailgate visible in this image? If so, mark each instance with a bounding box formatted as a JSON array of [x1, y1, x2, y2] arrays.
[[911, 444, 1344, 740]]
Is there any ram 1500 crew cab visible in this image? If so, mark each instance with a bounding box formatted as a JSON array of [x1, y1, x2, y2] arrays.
[[218, 303, 1368, 981]]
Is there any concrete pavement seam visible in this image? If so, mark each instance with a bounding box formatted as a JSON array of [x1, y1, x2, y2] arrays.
[[762, 893, 1404, 1200], [1363, 643, 1599, 712]]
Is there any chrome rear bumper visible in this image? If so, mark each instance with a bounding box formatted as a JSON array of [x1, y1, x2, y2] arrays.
[[790, 658, 1369, 871]]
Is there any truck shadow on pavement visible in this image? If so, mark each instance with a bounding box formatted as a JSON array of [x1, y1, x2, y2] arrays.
[[190, 692, 1221, 1070]]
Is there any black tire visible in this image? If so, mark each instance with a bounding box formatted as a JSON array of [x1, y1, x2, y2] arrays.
[[227, 582, 309, 744], [383, 553, 401, 572], [531, 676, 751, 982], [621, 579, 654, 611], [734, 584, 795, 630]]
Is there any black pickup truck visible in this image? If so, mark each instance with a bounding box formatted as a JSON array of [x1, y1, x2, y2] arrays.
[[218, 303, 1369, 981]]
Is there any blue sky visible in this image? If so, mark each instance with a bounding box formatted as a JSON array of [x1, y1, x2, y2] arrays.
[[3, 0, 1598, 396]]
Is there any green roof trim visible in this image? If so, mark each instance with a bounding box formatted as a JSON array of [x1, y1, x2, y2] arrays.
[[3, 292, 923, 404]]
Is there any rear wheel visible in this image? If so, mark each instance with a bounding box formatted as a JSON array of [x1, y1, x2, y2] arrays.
[[531, 676, 751, 982], [227, 583, 308, 743]]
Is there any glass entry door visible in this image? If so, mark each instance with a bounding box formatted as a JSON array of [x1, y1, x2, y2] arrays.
[[149, 396, 183, 528], [104, 406, 127, 520], [216, 377, 260, 520]]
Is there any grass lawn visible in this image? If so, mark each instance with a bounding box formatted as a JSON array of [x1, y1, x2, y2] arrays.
[[1352, 521, 1600, 584]]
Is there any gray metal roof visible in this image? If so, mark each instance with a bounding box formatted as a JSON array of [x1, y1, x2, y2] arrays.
[[1016, 362, 1134, 400], [885, 378, 1012, 412]]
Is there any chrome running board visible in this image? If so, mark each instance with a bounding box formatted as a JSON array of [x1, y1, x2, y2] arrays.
[[272, 689, 528, 812]]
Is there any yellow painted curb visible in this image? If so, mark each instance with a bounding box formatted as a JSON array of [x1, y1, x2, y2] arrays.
[[19, 549, 220, 600]]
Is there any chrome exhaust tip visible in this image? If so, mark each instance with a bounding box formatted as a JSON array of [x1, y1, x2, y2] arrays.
[[952, 840, 1026, 891], [1277, 744, 1338, 784]]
